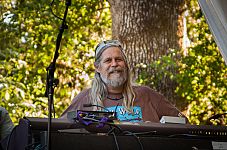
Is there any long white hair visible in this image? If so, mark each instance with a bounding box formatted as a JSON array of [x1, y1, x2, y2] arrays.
[[90, 41, 135, 111]]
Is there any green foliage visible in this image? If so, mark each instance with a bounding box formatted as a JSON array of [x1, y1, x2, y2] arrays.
[[137, 0, 227, 125], [176, 0, 227, 125], [137, 49, 179, 104], [1, 0, 226, 126], [0, 0, 111, 123]]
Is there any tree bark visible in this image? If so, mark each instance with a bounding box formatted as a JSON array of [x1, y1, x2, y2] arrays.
[[108, 0, 185, 104]]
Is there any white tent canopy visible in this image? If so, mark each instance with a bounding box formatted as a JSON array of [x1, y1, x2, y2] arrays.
[[198, 0, 227, 65]]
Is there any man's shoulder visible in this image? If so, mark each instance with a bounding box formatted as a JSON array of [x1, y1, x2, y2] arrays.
[[0, 107, 8, 117], [133, 85, 156, 93], [74, 88, 91, 98], [133, 85, 164, 99], [79, 88, 91, 94], [70, 88, 91, 104], [0, 106, 7, 112]]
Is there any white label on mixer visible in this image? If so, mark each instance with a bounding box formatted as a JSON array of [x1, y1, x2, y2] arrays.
[[212, 141, 227, 150]]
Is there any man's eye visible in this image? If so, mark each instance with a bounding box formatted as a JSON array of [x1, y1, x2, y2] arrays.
[[104, 59, 111, 63], [116, 58, 123, 62]]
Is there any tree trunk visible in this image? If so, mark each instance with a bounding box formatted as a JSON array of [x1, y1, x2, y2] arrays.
[[108, 0, 185, 104]]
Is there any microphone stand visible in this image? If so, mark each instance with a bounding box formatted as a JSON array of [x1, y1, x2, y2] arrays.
[[45, 1, 71, 150]]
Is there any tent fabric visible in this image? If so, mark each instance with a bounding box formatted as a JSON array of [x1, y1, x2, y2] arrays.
[[198, 0, 227, 65]]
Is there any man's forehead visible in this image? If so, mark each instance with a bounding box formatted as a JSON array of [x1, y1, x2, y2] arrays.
[[101, 47, 124, 58]]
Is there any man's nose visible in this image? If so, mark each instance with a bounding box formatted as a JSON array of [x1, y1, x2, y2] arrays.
[[111, 59, 118, 67]]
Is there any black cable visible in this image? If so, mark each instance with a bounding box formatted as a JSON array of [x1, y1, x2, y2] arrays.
[[80, 116, 123, 133], [82, 104, 118, 121], [111, 131, 120, 150], [108, 127, 144, 150], [77, 111, 124, 135], [50, 0, 64, 21], [24, 142, 39, 150], [106, 123, 123, 134], [79, 115, 147, 150], [106, 124, 124, 136], [130, 131, 157, 136], [80, 113, 155, 150], [107, 126, 118, 135], [83, 103, 110, 112], [123, 131, 144, 150], [106, 123, 143, 150], [37, 144, 47, 150]]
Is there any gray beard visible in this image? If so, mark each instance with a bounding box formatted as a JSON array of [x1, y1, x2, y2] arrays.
[[100, 72, 126, 88]]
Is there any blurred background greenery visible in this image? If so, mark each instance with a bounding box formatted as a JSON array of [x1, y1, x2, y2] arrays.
[[0, 0, 226, 125]]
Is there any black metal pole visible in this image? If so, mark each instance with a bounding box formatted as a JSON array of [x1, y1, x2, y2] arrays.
[[45, 1, 71, 150]]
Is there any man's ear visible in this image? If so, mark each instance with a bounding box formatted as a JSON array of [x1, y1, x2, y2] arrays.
[[95, 68, 100, 73], [94, 62, 100, 73]]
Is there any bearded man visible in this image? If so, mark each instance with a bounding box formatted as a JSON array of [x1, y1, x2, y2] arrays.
[[61, 40, 186, 123]]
